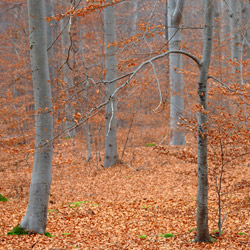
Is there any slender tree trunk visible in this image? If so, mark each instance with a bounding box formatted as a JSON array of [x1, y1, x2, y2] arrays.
[[131, 0, 138, 37], [78, 18, 92, 161], [20, 0, 53, 234], [60, 1, 76, 137], [167, 0, 186, 145], [195, 0, 214, 243], [241, 1, 250, 62], [229, 0, 240, 78], [45, 0, 54, 82], [220, 0, 231, 77], [104, 1, 118, 168]]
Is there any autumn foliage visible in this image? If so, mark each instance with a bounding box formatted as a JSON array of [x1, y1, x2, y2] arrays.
[[0, 0, 250, 249]]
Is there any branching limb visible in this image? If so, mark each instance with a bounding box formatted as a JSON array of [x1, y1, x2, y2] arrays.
[[150, 61, 162, 112]]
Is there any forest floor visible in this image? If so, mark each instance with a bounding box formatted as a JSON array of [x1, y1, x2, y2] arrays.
[[1, 138, 250, 250]]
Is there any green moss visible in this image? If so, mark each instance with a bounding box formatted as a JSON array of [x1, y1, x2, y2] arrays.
[[213, 229, 223, 234], [64, 136, 71, 139], [44, 232, 54, 237], [159, 233, 174, 238], [7, 225, 27, 235], [238, 232, 246, 236], [145, 143, 156, 147], [188, 227, 197, 233], [138, 234, 147, 239], [0, 194, 8, 202], [68, 200, 90, 207]]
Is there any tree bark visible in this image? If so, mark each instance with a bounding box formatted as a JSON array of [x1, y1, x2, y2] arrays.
[[195, 0, 214, 243], [20, 0, 53, 234], [104, 0, 118, 168], [229, 0, 240, 78], [167, 0, 186, 145], [131, 0, 138, 37], [45, 0, 54, 82]]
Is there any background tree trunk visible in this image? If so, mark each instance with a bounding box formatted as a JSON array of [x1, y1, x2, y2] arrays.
[[167, 0, 186, 145], [229, 0, 240, 78], [104, 1, 118, 168], [195, 0, 214, 243], [20, 0, 53, 234], [131, 0, 138, 37], [60, 0, 76, 137], [45, 0, 55, 83]]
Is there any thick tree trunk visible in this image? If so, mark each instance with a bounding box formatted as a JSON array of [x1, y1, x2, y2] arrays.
[[195, 0, 214, 243], [20, 0, 53, 234], [104, 1, 118, 168], [167, 0, 186, 145]]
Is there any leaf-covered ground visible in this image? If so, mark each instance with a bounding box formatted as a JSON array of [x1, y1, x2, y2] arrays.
[[1, 140, 250, 249]]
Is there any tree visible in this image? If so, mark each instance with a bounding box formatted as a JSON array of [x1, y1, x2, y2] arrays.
[[167, 0, 186, 145], [195, 0, 214, 242], [104, 0, 118, 167], [45, 0, 55, 82], [60, 0, 76, 137], [229, 0, 241, 77], [19, 0, 53, 234]]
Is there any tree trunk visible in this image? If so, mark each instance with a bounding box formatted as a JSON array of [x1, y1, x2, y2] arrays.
[[20, 0, 53, 234], [45, 0, 55, 83], [195, 0, 214, 243], [131, 0, 138, 37], [78, 18, 92, 161], [104, 1, 118, 168], [167, 0, 186, 145], [60, 2, 76, 137], [241, 1, 250, 62], [229, 0, 240, 78]]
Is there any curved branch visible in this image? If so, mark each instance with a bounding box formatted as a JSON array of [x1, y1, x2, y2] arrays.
[[45, 49, 201, 144]]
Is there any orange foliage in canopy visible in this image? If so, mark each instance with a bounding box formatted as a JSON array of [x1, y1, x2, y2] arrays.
[[0, 0, 250, 248]]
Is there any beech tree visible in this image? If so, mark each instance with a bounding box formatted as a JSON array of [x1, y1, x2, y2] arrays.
[[195, 0, 214, 242], [104, 0, 118, 167], [19, 0, 53, 234], [167, 0, 186, 145], [229, 0, 241, 77]]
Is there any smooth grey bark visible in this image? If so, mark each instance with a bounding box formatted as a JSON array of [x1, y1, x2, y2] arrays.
[[229, 0, 241, 77], [45, 0, 54, 82], [196, 0, 214, 243], [131, 0, 138, 36], [78, 19, 92, 161], [241, 1, 250, 61], [167, 0, 186, 145], [220, 0, 230, 43], [104, 1, 118, 168], [220, 0, 231, 73], [20, 0, 53, 234]]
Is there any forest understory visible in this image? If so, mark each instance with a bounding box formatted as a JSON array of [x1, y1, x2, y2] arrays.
[[1, 135, 249, 250]]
